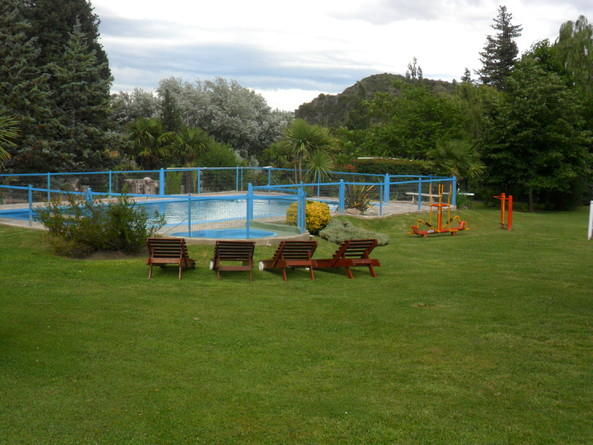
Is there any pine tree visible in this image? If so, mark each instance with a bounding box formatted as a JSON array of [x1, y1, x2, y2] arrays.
[[478, 6, 523, 90], [0, 0, 59, 172], [23, 0, 110, 81], [51, 19, 114, 170]]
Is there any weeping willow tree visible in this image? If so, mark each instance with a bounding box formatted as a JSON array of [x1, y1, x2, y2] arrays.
[[555, 15, 593, 91]]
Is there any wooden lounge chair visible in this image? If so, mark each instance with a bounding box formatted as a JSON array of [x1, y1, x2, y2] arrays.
[[315, 239, 380, 279], [258, 240, 318, 281], [209, 240, 255, 281], [146, 237, 196, 279]]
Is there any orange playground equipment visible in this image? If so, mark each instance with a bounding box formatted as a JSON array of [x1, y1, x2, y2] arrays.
[[493, 193, 513, 231], [409, 185, 468, 237]]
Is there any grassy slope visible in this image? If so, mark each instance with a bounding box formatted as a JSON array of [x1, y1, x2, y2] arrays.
[[1, 208, 592, 444]]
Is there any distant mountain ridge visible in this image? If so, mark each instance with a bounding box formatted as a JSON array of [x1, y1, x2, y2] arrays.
[[295, 73, 456, 129]]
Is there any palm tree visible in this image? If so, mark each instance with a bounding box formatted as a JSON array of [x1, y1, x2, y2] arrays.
[[0, 112, 18, 170], [280, 119, 336, 183], [175, 126, 210, 166], [127, 118, 177, 169], [427, 139, 485, 188]]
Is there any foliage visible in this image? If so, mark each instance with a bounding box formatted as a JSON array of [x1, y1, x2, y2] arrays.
[[304, 149, 334, 183], [36, 195, 165, 257], [0, 0, 56, 172], [353, 158, 433, 176], [318, 218, 390, 245], [480, 47, 593, 210], [279, 119, 337, 183], [344, 184, 376, 212], [478, 5, 523, 90], [285, 200, 331, 235], [363, 80, 467, 159], [1, 0, 114, 173], [426, 139, 485, 185], [0, 112, 18, 169], [50, 19, 114, 171], [295, 73, 456, 130], [110, 89, 159, 126], [156, 77, 292, 159], [554, 15, 593, 92]]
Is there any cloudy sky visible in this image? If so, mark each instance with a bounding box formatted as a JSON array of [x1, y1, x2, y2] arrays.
[[93, 0, 593, 111]]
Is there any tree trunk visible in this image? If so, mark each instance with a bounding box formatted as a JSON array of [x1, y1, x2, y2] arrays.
[[528, 188, 534, 212]]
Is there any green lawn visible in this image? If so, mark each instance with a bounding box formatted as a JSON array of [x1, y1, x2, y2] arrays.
[[1, 208, 592, 444]]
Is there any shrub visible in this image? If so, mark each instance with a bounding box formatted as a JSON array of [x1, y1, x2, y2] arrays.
[[319, 219, 390, 246], [286, 200, 331, 235], [36, 195, 165, 257], [345, 184, 376, 212]]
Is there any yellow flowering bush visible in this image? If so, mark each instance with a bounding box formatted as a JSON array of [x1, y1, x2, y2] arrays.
[[286, 200, 331, 235]]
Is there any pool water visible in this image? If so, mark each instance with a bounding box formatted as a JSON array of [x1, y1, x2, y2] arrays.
[[171, 228, 277, 239]]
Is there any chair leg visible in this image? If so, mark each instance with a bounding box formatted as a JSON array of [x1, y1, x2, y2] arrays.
[[345, 267, 354, 279], [282, 268, 288, 281], [368, 265, 377, 278], [148, 264, 153, 279], [178, 264, 183, 280], [309, 267, 315, 280]]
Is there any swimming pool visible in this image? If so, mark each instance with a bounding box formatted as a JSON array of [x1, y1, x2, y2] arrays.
[[171, 228, 277, 239], [141, 197, 293, 226]]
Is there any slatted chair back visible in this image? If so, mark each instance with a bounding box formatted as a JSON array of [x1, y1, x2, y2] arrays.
[[259, 240, 318, 281], [146, 237, 196, 279], [316, 239, 380, 278], [210, 240, 255, 281]]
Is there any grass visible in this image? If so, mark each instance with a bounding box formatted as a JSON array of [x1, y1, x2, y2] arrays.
[[1, 207, 592, 444]]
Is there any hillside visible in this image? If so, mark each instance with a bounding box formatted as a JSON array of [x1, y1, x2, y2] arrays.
[[295, 73, 456, 129]]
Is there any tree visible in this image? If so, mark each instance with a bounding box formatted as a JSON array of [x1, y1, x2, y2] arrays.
[[427, 139, 485, 188], [23, 0, 110, 81], [480, 47, 592, 210], [110, 89, 159, 127], [478, 5, 523, 90], [127, 118, 177, 170], [0, 112, 19, 169], [0, 0, 58, 172], [461, 68, 472, 83], [405, 57, 423, 81], [159, 88, 183, 132], [157, 77, 292, 160], [51, 19, 114, 171], [279, 119, 336, 183], [555, 15, 593, 91], [363, 80, 467, 159]]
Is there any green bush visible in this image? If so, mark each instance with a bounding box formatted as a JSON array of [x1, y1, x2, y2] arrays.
[[319, 219, 390, 245], [36, 195, 165, 257]]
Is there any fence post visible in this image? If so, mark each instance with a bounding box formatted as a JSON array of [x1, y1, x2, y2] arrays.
[[417, 177, 423, 211], [338, 179, 345, 214], [197, 168, 201, 194], [108, 170, 113, 197], [267, 168, 272, 187], [383, 174, 390, 203], [316, 172, 321, 197], [379, 183, 383, 216], [187, 194, 192, 236], [47, 173, 51, 202], [85, 187, 93, 204], [246, 183, 253, 237], [159, 168, 165, 196], [235, 167, 240, 191], [587, 201, 593, 239], [28, 184, 33, 226], [451, 176, 457, 207], [297, 187, 306, 233]]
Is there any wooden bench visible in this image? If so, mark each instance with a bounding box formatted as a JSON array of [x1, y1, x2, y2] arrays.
[[146, 237, 196, 280], [209, 240, 255, 281]]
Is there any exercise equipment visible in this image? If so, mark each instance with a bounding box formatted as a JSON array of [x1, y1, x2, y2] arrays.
[[493, 193, 513, 231], [409, 185, 468, 237]]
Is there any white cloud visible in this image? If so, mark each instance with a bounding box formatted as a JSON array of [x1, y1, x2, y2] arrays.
[[94, 0, 593, 110]]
